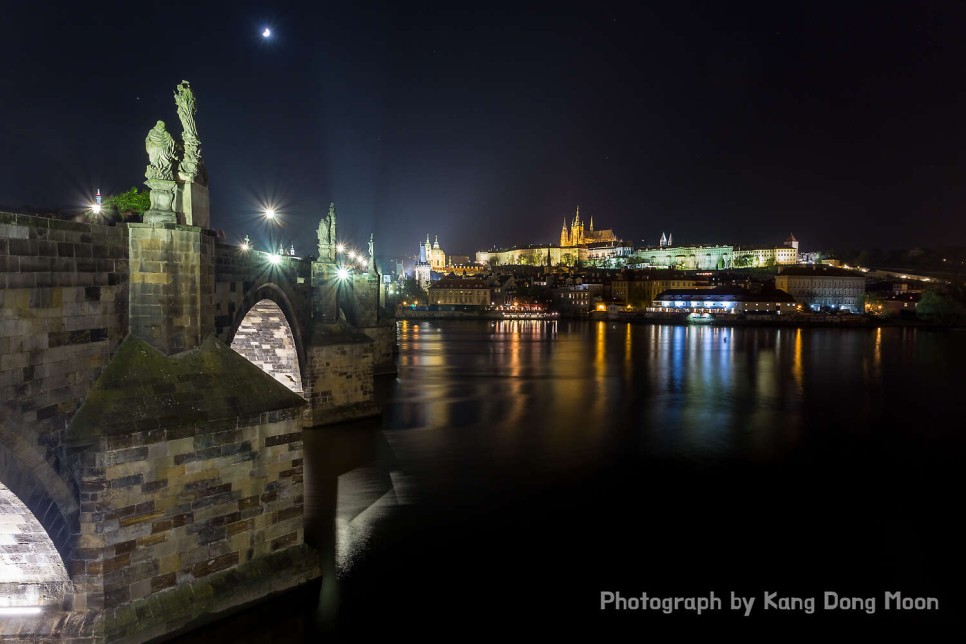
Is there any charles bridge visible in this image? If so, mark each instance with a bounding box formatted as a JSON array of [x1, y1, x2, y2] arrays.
[[0, 82, 394, 641]]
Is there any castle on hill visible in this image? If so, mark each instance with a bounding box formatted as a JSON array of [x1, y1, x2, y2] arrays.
[[560, 206, 617, 247]]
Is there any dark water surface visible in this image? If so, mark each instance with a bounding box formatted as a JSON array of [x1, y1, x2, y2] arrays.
[[179, 320, 966, 640]]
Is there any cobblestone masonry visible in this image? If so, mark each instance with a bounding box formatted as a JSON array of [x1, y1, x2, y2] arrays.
[[231, 299, 303, 392]]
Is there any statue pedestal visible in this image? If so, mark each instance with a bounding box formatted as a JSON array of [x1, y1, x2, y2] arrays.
[[144, 179, 178, 225], [176, 173, 210, 229]]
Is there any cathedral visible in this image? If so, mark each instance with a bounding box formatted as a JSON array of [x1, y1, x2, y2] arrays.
[[418, 234, 447, 270], [560, 206, 617, 247]]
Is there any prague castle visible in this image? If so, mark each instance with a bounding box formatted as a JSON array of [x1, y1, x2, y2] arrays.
[[559, 206, 618, 247], [474, 206, 801, 270]]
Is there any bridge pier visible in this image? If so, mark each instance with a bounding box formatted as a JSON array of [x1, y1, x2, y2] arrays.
[[66, 334, 320, 642], [128, 224, 215, 355]]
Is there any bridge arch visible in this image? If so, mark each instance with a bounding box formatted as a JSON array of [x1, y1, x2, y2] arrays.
[[0, 431, 75, 609], [226, 283, 307, 394]]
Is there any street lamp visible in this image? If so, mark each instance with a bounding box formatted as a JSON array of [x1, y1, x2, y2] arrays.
[[264, 208, 276, 221]]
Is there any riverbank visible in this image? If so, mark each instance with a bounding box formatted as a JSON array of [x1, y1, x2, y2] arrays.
[[394, 308, 948, 328]]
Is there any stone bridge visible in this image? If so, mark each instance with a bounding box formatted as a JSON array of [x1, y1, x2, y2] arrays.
[[0, 210, 395, 641]]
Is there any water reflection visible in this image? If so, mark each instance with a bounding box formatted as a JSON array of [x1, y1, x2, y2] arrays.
[[187, 321, 966, 639]]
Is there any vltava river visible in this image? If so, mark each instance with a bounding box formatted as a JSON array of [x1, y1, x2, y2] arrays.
[[184, 320, 965, 639]]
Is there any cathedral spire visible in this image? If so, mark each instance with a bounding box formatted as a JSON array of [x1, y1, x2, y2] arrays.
[[589, 216, 594, 232]]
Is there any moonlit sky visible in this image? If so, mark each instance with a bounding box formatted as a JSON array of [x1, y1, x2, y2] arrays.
[[3, 1, 966, 257]]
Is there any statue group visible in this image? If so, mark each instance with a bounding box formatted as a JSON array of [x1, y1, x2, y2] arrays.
[[144, 81, 207, 225], [317, 203, 338, 262]]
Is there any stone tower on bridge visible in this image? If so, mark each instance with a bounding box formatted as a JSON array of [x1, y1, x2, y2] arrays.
[[0, 82, 394, 641]]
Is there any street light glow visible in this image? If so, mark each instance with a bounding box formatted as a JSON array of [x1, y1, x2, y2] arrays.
[[337, 267, 350, 280], [269, 254, 281, 265], [264, 208, 276, 220], [91, 203, 101, 215], [337, 243, 345, 253]]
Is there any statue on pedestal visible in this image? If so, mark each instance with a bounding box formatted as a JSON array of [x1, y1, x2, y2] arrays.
[[317, 203, 338, 262], [368, 233, 374, 273], [144, 121, 178, 225], [145, 121, 176, 181], [174, 80, 206, 184]]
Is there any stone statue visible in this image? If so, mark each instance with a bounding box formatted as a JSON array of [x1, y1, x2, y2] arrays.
[[174, 80, 205, 182], [145, 121, 177, 181], [367, 234, 375, 274], [317, 202, 339, 262]]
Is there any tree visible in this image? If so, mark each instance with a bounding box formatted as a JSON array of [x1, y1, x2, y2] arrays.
[[394, 278, 429, 307], [916, 290, 966, 325], [100, 187, 150, 221]]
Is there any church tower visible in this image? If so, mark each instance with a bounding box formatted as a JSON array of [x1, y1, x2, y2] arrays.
[[560, 218, 570, 247], [573, 206, 584, 246]]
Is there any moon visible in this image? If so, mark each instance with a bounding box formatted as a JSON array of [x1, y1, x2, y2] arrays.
[[262, 27, 271, 38]]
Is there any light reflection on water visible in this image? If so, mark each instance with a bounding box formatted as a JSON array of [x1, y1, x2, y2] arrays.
[[319, 320, 875, 579], [319, 321, 964, 574]]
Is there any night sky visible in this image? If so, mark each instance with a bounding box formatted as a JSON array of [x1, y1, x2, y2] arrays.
[[3, 1, 966, 258]]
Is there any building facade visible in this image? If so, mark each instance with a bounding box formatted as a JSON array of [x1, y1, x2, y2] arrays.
[[428, 277, 493, 306], [551, 284, 595, 314], [633, 244, 735, 270], [774, 265, 866, 312], [651, 286, 799, 314], [611, 272, 709, 308]]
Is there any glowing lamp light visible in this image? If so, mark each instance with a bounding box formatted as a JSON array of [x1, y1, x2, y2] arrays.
[[269, 254, 281, 265], [0, 607, 42, 615], [91, 203, 101, 215], [264, 208, 276, 220], [336, 243, 345, 253], [240, 242, 250, 251], [337, 267, 350, 280], [348, 251, 356, 260]]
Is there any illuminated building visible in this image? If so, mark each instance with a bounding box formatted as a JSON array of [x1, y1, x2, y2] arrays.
[[651, 286, 798, 314], [611, 272, 710, 309], [559, 206, 617, 247], [774, 265, 866, 312], [428, 277, 492, 306]]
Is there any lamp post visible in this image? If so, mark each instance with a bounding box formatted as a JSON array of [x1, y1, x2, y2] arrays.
[[263, 207, 280, 264]]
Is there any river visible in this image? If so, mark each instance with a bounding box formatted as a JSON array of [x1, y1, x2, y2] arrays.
[[179, 320, 965, 639]]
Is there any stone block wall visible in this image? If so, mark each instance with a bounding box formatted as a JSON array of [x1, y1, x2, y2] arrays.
[[338, 274, 380, 327], [0, 212, 129, 562], [127, 224, 215, 355], [310, 263, 339, 324], [361, 325, 398, 375], [70, 408, 317, 641], [212, 244, 311, 349], [303, 333, 378, 427]]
